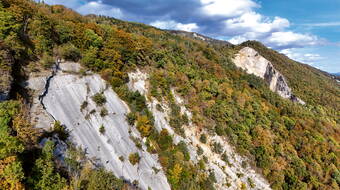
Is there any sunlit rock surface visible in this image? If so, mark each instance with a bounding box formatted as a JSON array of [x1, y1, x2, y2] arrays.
[[233, 47, 305, 104], [128, 70, 272, 190], [25, 71, 55, 129], [27, 62, 171, 190]]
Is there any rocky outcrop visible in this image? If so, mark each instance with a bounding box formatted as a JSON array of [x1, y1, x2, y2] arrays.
[[169, 30, 233, 47], [128, 70, 272, 190], [0, 48, 14, 101], [26, 62, 171, 190], [25, 61, 272, 190], [233, 47, 305, 104]]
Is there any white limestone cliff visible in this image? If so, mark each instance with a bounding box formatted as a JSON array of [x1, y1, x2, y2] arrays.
[[25, 60, 274, 190], [26, 62, 171, 190], [233, 47, 305, 104]]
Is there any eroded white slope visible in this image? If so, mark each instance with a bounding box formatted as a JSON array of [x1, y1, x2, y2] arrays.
[[233, 47, 305, 104], [28, 62, 171, 190], [128, 70, 272, 190]]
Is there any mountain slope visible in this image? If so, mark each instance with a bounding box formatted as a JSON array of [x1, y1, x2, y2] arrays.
[[0, 1, 339, 190], [239, 41, 340, 111]]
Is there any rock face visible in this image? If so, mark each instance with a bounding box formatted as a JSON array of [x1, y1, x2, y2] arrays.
[[128, 70, 272, 190], [233, 47, 305, 104], [26, 61, 272, 190], [27, 62, 171, 190]]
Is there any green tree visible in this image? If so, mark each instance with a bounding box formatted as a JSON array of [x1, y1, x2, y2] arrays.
[[84, 29, 103, 48], [30, 140, 67, 190]]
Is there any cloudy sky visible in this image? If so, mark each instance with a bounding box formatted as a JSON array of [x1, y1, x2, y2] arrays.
[[44, 0, 340, 73]]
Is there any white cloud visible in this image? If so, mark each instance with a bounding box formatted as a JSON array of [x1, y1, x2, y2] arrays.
[[224, 12, 289, 36], [228, 36, 248, 44], [225, 13, 322, 49], [200, 0, 258, 17], [229, 30, 321, 49], [280, 49, 323, 64], [150, 20, 199, 32], [76, 1, 123, 18], [266, 31, 320, 48]]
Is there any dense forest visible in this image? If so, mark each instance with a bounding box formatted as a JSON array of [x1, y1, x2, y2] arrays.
[[0, 0, 339, 190]]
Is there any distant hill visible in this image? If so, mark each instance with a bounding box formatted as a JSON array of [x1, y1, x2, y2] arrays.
[[330, 72, 340, 81]]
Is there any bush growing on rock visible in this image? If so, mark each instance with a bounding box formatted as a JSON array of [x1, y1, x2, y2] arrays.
[[99, 125, 105, 134], [92, 93, 106, 106], [100, 108, 108, 117], [129, 153, 140, 165], [126, 112, 137, 126], [53, 121, 69, 141], [80, 101, 88, 111], [136, 115, 153, 137], [212, 142, 223, 154], [200, 134, 207, 144]]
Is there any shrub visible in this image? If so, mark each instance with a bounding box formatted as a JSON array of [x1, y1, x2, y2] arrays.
[[254, 146, 270, 168], [168, 163, 183, 188], [40, 53, 55, 69], [182, 113, 189, 126], [283, 116, 295, 130], [215, 125, 225, 136], [129, 152, 140, 165], [156, 104, 164, 112], [200, 134, 207, 144], [248, 178, 255, 188], [177, 141, 190, 161], [100, 108, 108, 117], [241, 183, 247, 190], [221, 153, 230, 165], [53, 121, 68, 140], [85, 169, 124, 190], [92, 93, 106, 106], [159, 129, 173, 151], [126, 112, 137, 126], [99, 125, 105, 134], [81, 46, 99, 69], [80, 101, 88, 111], [119, 156, 124, 162], [212, 142, 223, 154], [59, 44, 81, 61], [136, 115, 153, 137], [197, 146, 203, 156]]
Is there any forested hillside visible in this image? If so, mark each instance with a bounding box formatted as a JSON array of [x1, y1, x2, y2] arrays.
[[240, 41, 340, 111], [0, 0, 339, 190]]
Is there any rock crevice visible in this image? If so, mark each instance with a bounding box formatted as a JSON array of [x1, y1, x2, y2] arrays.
[[38, 59, 61, 121]]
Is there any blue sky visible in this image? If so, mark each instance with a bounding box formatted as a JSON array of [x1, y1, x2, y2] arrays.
[[43, 0, 340, 73]]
